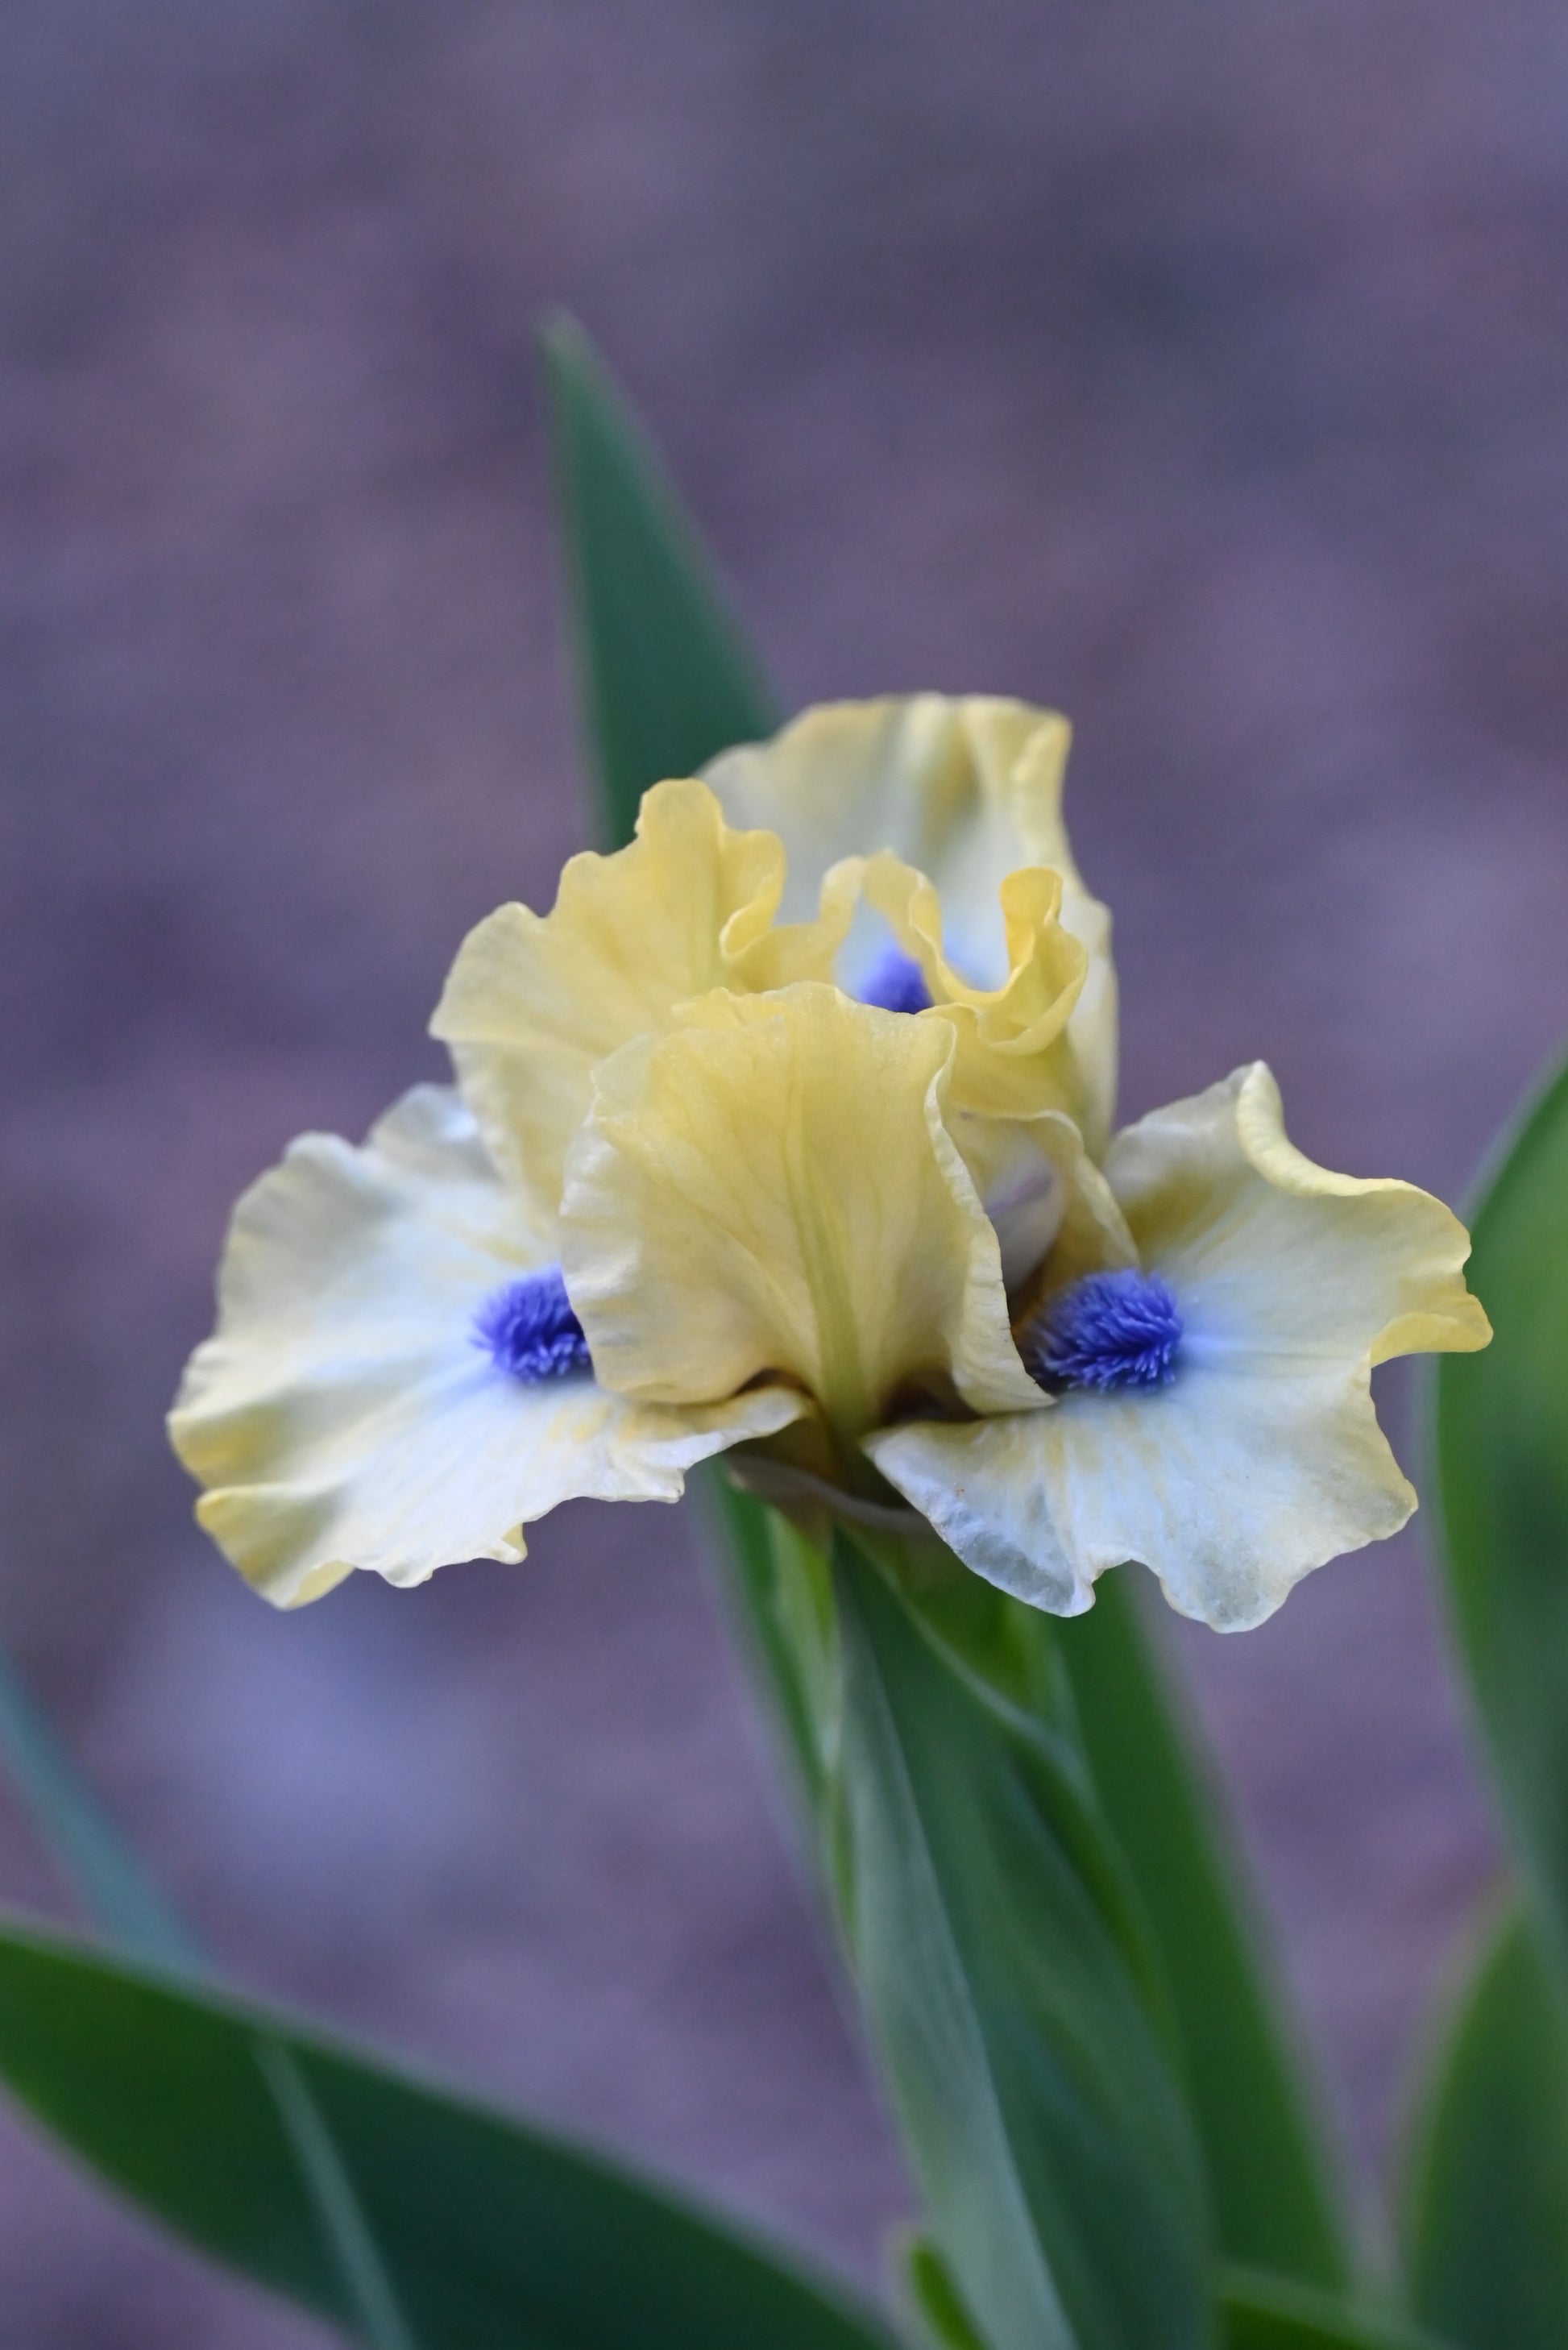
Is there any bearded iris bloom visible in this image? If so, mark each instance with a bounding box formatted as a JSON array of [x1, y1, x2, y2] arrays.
[[171, 695, 1490, 1631]]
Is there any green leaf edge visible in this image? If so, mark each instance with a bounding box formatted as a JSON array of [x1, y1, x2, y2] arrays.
[[1221, 2267, 1458, 2350], [832, 1528, 1214, 2350], [0, 1909, 901, 2350], [0, 1645, 419, 2348], [540, 311, 781, 850], [1432, 1040, 1568, 1952], [1398, 1893, 1568, 2350], [1058, 1576, 1359, 2290]]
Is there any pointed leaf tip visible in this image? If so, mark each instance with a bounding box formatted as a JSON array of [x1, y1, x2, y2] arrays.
[[539, 310, 782, 849]]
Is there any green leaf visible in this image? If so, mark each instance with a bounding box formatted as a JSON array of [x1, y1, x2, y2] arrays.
[[0, 1643, 418, 2348], [1057, 1576, 1355, 2289], [541, 313, 782, 849], [1221, 2269, 1454, 2350], [1403, 1903, 1568, 2349], [1435, 1048, 1568, 1947], [902, 2233, 990, 2350], [699, 1472, 838, 1829], [0, 1916, 898, 2350], [831, 1532, 1213, 2350]]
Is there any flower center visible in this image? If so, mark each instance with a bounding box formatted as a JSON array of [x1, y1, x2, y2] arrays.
[[1022, 1269, 1182, 1393], [475, 1266, 591, 1381], [859, 946, 932, 1015]]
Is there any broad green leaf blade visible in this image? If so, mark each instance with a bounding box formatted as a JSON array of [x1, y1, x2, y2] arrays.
[[1222, 2270, 1454, 2350], [1403, 1904, 1568, 2349], [0, 1918, 898, 2350], [1058, 1576, 1355, 2289], [0, 1645, 416, 2349], [832, 1533, 1213, 2350], [541, 314, 782, 849], [1435, 1049, 1568, 1946]]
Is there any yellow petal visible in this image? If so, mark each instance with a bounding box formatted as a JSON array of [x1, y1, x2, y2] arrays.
[[848, 853, 1110, 1291], [703, 694, 1117, 1146], [867, 1064, 1490, 1630], [860, 853, 1085, 1070], [429, 778, 848, 1219], [848, 851, 1111, 1285], [560, 984, 1046, 1455], [169, 1086, 803, 1608], [703, 695, 1076, 939]]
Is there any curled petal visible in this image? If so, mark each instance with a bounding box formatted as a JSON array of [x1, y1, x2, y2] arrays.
[[430, 778, 848, 1219], [867, 1064, 1491, 1630], [703, 695, 1117, 1148], [860, 853, 1089, 1091], [560, 984, 1046, 1447], [873, 857, 1083, 1052], [169, 1086, 803, 1608]]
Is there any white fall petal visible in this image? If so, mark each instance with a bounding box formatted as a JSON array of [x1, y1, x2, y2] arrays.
[[169, 1086, 803, 1607], [866, 1065, 1491, 1631]]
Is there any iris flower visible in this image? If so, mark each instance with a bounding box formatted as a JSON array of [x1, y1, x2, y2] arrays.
[[172, 695, 1489, 1631]]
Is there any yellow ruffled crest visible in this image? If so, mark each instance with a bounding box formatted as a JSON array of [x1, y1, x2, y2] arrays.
[[818, 846, 1110, 1280], [430, 778, 852, 1219], [856, 848, 1102, 1117], [559, 983, 1046, 1462], [703, 695, 1118, 1151]]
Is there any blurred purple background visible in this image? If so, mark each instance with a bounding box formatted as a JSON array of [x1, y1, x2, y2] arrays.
[[3, 2, 1568, 2339]]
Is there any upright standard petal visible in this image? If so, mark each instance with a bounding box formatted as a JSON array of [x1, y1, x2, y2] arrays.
[[560, 985, 1046, 1459], [703, 695, 1117, 1140], [169, 1086, 802, 1608], [430, 778, 847, 1219], [867, 1064, 1491, 1630]]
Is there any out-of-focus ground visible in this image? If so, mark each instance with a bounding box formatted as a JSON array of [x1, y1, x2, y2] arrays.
[[2, 2, 1566, 2338]]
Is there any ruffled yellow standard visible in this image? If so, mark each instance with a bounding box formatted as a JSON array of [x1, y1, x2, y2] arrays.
[[428, 773, 852, 1213], [172, 695, 1489, 1630], [561, 985, 1046, 1453], [703, 694, 1118, 1151]]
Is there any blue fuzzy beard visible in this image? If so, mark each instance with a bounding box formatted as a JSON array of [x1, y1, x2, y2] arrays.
[[475, 1267, 592, 1382], [859, 946, 933, 1015], [1023, 1269, 1183, 1393]]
